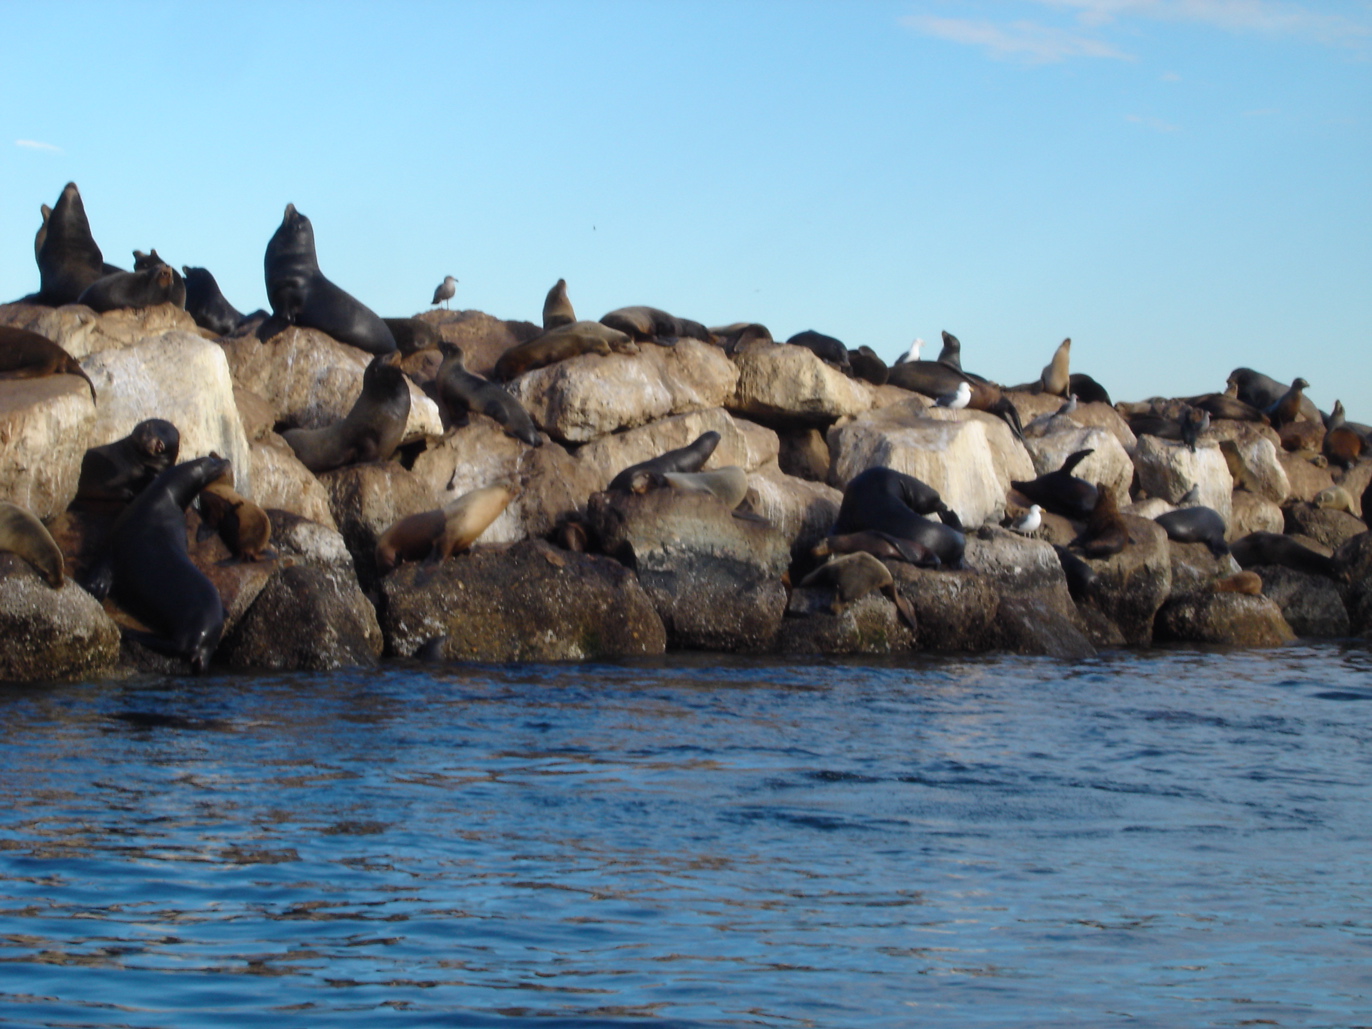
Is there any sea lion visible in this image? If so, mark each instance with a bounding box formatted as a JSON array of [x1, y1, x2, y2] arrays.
[[33, 202, 52, 261], [78, 265, 181, 313], [848, 346, 888, 386], [936, 331, 962, 370], [543, 278, 576, 330], [0, 502, 64, 587], [1180, 407, 1210, 451], [375, 482, 518, 575], [131, 249, 187, 308], [1126, 412, 1185, 442], [710, 323, 773, 353], [886, 359, 973, 399], [786, 330, 851, 371], [1230, 532, 1343, 580], [600, 306, 712, 346], [812, 530, 941, 568], [1068, 373, 1111, 406], [1011, 449, 1098, 519], [182, 266, 245, 335], [660, 467, 750, 509], [436, 342, 541, 447], [1071, 483, 1128, 559], [1189, 392, 1269, 424], [91, 455, 231, 673], [1210, 571, 1263, 595], [1052, 544, 1097, 600], [1269, 378, 1310, 431], [264, 203, 397, 354], [198, 468, 272, 561], [34, 183, 106, 306], [282, 353, 411, 473], [1314, 486, 1356, 514], [607, 432, 721, 492], [1155, 505, 1229, 557], [382, 317, 441, 355], [800, 551, 916, 623], [1228, 367, 1321, 424], [832, 467, 966, 567], [1322, 426, 1364, 470], [76, 418, 181, 504], [1040, 338, 1071, 396], [492, 321, 636, 381], [0, 325, 96, 401]]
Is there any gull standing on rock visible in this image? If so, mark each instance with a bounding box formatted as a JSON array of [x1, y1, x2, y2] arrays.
[[431, 275, 458, 310], [1057, 393, 1078, 415], [894, 338, 924, 366], [1009, 504, 1042, 534], [936, 381, 971, 410]]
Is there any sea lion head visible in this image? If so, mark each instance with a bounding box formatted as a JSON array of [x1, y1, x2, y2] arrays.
[[363, 351, 408, 397], [130, 418, 181, 463]]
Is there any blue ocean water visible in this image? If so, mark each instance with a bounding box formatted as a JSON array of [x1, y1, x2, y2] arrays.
[[0, 643, 1369, 1028]]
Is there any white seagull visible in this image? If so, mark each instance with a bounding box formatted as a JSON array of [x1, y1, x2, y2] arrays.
[[1009, 504, 1042, 534], [431, 275, 458, 309], [936, 381, 972, 410]]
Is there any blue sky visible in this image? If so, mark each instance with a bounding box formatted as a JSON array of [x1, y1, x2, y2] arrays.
[[4, 1, 1369, 416]]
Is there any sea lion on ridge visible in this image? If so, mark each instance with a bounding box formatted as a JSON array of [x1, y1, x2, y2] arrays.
[[92, 455, 231, 673], [1230, 532, 1343, 581], [375, 482, 518, 575], [848, 346, 888, 385], [34, 183, 106, 306], [786, 330, 850, 371], [0, 325, 97, 401], [1011, 449, 1098, 519], [131, 250, 187, 308], [182, 266, 245, 335], [812, 530, 941, 568], [78, 265, 182, 313], [600, 306, 712, 346], [1071, 483, 1128, 559], [1040, 338, 1071, 396], [282, 353, 411, 473], [1155, 505, 1229, 557], [436, 343, 541, 446], [1189, 392, 1269, 424], [607, 432, 721, 492], [264, 204, 397, 354], [832, 467, 966, 568], [1269, 378, 1310, 431], [493, 321, 636, 381], [543, 278, 575, 329], [1068, 373, 1111, 406], [0, 503, 64, 587], [711, 323, 773, 353], [76, 418, 180, 504]]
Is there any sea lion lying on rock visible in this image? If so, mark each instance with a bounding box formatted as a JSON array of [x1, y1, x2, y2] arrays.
[[283, 352, 411, 473], [813, 530, 941, 569], [492, 321, 636, 381], [436, 342, 541, 447], [0, 325, 97, 401], [832, 467, 966, 568], [78, 264, 182, 312], [799, 551, 918, 628], [1155, 506, 1229, 557], [1230, 532, 1344, 581], [375, 482, 518, 575], [600, 306, 713, 346], [607, 432, 721, 493], [0, 502, 65, 587]]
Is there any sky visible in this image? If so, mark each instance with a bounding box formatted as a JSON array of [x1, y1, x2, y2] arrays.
[[3, 0, 1369, 416]]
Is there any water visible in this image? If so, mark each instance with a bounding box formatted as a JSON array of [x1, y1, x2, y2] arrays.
[[0, 644, 1369, 1028]]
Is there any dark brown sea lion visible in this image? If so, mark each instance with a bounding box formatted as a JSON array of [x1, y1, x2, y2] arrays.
[[198, 468, 272, 561], [0, 502, 64, 587], [1071, 484, 1128, 559], [282, 353, 411, 473], [76, 419, 181, 504], [436, 342, 541, 447], [375, 482, 517, 575], [607, 432, 721, 492], [1269, 378, 1310, 431], [182, 266, 245, 335], [131, 249, 187, 308], [812, 530, 941, 568], [86, 455, 231, 673], [492, 321, 635, 381], [543, 278, 576, 329], [78, 265, 182, 313], [600, 306, 712, 346], [1053, 544, 1097, 600], [382, 317, 441, 355], [263, 203, 396, 354], [848, 346, 888, 385], [832, 467, 966, 567], [1189, 392, 1269, 424], [0, 325, 96, 401], [786, 330, 851, 371], [1011, 449, 1098, 519], [34, 183, 106, 306], [1230, 532, 1343, 580], [1067, 373, 1111, 405], [1180, 406, 1210, 451], [711, 323, 773, 353], [1155, 505, 1229, 557], [1322, 426, 1364, 470]]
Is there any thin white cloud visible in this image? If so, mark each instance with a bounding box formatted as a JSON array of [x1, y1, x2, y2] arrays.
[[1029, 0, 1372, 47], [16, 139, 62, 153], [1126, 113, 1181, 131], [901, 14, 1135, 62]]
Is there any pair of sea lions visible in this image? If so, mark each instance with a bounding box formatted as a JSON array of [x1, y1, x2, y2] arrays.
[[492, 320, 637, 381], [76, 418, 180, 504], [1011, 449, 1098, 519], [375, 482, 518, 575], [282, 353, 411, 473], [435, 343, 541, 447], [32, 182, 108, 306], [832, 467, 966, 568], [608, 432, 721, 492], [0, 326, 97, 401], [600, 306, 712, 345]]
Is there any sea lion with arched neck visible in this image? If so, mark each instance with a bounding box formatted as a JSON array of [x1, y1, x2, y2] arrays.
[[263, 203, 396, 354], [832, 467, 966, 568], [543, 278, 576, 329], [182, 266, 246, 336], [607, 432, 721, 492], [282, 353, 411, 473], [0, 325, 97, 401], [34, 183, 107, 306], [436, 342, 542, 447], [1011, 449, 1098, 519], [1040, 338, 1071, 396]]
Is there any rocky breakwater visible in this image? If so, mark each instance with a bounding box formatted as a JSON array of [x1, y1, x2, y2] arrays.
[[1, 302, 1370, 682]]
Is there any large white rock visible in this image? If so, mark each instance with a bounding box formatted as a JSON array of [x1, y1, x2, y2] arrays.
[[0, 302, 202, 360], [826, 400, 1034, 528], [248, 436, 339, 529], [730, 343, 875, 424], [1212, 425, 1289, 504], [1022, 424, 1135, 508], [507, 339, 738, 443], [745, 461, 844, 554], [220, 326, 441, 442], [1132, 435, 1233, 525], [81, 330, 256, 499], [0, 377, 98, 520]]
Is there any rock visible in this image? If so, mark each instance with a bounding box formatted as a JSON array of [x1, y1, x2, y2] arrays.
[[1014, 395, 1137, 451], [1335, 532, 1372, 636], [319, 462, 439, 589], [220, 326, 441, 442], [828, 399, 1033, 528], [1167, 540, 1239, 596], [268, 510, 358, 579], [1334, 463, 1372, 519], [81, 330, 254, 498], [248, 435, 339, 529], [888, 565, 1001, 652], [379, 539, 666, 661], [1283, 502, 1367, 551], [1130, 436, 1233, 524], [1076, 515, 1172, 646], [1253, 565, 1350, 638], [777, 427, 831, 481], [1154, 593, 1295, 647], [991, 593, 1097, 660], [506, 339, 738, 443], [1230, 491, 1285, 539], [418, 309, 541, 378], [730, 342, 875, 426], [587, 488, 789, 652], [219, 563, 382, 670], [0, 301, 200, 360], [776, 592, 915, 654], [575, 407, 779, 491], [0, 376, 98, 520], [233, 387, 278, 442], [1276, 450, 1335, 504], [965, 527, 1095, 659], [1214, 426, 1289, 503], [1125, 498, 1175, 520], [745, 462, 843, 557], [1023, 423, 1135, 510], [0, 554, 121, 681]]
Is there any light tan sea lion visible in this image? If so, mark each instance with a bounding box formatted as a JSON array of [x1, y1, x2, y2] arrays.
[[492, 321, 636, 381], [0, 503, 64, 587], [1040, 337, 1071, 396], [1314, 486, 1355, 513], [799, 551, 918, 629], [542, 278, 575, 330], [0, 325, 97, 401], [660, 467, 749, 509], [375, 482, 518, 575], [283, 352, 411, 473]]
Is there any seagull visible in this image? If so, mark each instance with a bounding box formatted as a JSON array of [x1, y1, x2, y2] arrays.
[[893, 338, 924, 367], [935, 381, 972, 410], [431, 275, 458, 309], [1056, 393, 1078, 415], [1009, 504, 1042, 534], [1178, 484, 1200, 505]]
